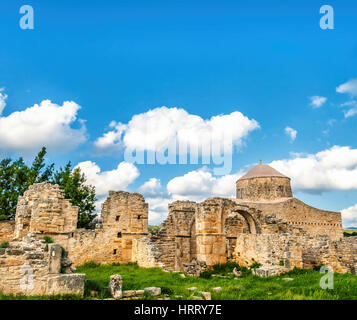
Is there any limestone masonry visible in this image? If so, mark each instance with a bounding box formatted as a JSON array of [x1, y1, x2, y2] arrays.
[[0, 161, 356, 295]]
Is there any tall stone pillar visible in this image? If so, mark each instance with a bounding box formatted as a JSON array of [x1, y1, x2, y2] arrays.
[[195, 200, 227, 267]]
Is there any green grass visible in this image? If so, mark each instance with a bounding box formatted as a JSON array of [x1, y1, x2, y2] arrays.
[[75, 262, 357, 300], [1, 262, 357, 300]]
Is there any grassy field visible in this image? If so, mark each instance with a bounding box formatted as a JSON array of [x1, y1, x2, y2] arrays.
[[1, 262, 357, 300]]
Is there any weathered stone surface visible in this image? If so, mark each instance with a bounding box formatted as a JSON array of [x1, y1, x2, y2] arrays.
[[200, 292, 211, 300], [109, 275, 123, 300], [212, 287, 222, 292], [0, 234, 85, 296], [183, 260, 207, 277], [122, 290, 145, 298], [233, 267, 242, 277], [144, 287, 161, 296], [47, 274, 85, 296], [252, 266, 286, 277]]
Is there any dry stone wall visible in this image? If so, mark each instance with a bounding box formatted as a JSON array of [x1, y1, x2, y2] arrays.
[[0, 233, 85, 296], [237, 198, 343, 240], [14, 183, 78, 239], [234, 232, 357, 273], [0, 221, 15, 243]]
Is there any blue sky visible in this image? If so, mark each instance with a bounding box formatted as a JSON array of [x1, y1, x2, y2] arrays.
[[1, 0, 357, 226]]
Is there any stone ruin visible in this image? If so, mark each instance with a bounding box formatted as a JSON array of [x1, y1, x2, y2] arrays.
[[0, 161, 357, 295], [0, 233, 85, 296]]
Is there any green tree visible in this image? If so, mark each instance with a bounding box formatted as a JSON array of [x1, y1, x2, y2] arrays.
[[0, 148, 97, 229], [52, 163, 96, 229]]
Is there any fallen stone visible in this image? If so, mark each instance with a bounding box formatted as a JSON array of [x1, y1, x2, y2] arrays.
[[200, 292, 211, 300], [233, 267, 242, 277], [109, 274, 123, 300], [212, 287, 222, 292], [252, 265, 286, 277], [282, 278, 294, 281], [192, 296, 204, 300], [179, 273, 186, 278], [144, 287, 161, 296], [188, 287, 197, 291]]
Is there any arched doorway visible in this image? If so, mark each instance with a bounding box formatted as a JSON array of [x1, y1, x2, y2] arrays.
[[223, 206, 262, 261]]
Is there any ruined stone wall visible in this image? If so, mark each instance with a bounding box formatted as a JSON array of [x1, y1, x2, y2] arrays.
[[131, 201, 197, 271], [132, 198, 267, 271], [234, 233, 304, 269], [99, 191, 149, 263], [0, 234, 85, 296], [14, 183, 78, 239], [11, 185, 149, 267], [132, 237, 164, 268], [236, 198, 343, 240], [51, 191, 149, 266], [234, 232, 357, 273], [3, 181, 350, 276], [0, 221, 15, 243], [236, 176, 292, 201]]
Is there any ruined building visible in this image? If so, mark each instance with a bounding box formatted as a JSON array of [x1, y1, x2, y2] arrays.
[[1, 162, 356, 286]]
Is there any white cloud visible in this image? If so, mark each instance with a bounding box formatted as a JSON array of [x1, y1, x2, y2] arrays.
[[167, 167, 243, 202], [143, 167, 244, 224], [336, 78, 357, 96], [138, 178, 163, 197], [75, 161, 139, 196], [0, 99, 86, 153], [147, 196, 171, 225], [0, 92, 7, 115], [341, 204, 357, 228], [309, 96, 327, 108], [340, 101, 357, 118], [270, 146, 357, 194], [94, 106, 259, 155], [284, 127, 297, 142]]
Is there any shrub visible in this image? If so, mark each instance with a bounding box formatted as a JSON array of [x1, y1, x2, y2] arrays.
[[0, 242, 9, 248], [43, 236, 53, 244], [199, 271, 212, 279], [344, 231, 357, 237], [279, 260, 284, 266], [249, 261, 262, 270], [313, 264, 324, 271], [61, 247, 68, 258], [161, 287, 174, 295], [211, 262, 250, 276], [148, 225, 161, 235], [82, 261, 101, 268]]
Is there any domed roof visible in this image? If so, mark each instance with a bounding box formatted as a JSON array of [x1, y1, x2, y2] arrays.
[[238, 161, 289, 181]]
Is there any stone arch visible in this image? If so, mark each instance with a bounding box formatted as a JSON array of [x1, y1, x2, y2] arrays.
[[229, 207, 262, 235], [194, 198, 263, 267], [222, 204, 262, 261]]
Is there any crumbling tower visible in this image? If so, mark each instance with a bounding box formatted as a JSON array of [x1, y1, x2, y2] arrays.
[[101, 191, 149, 263]]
